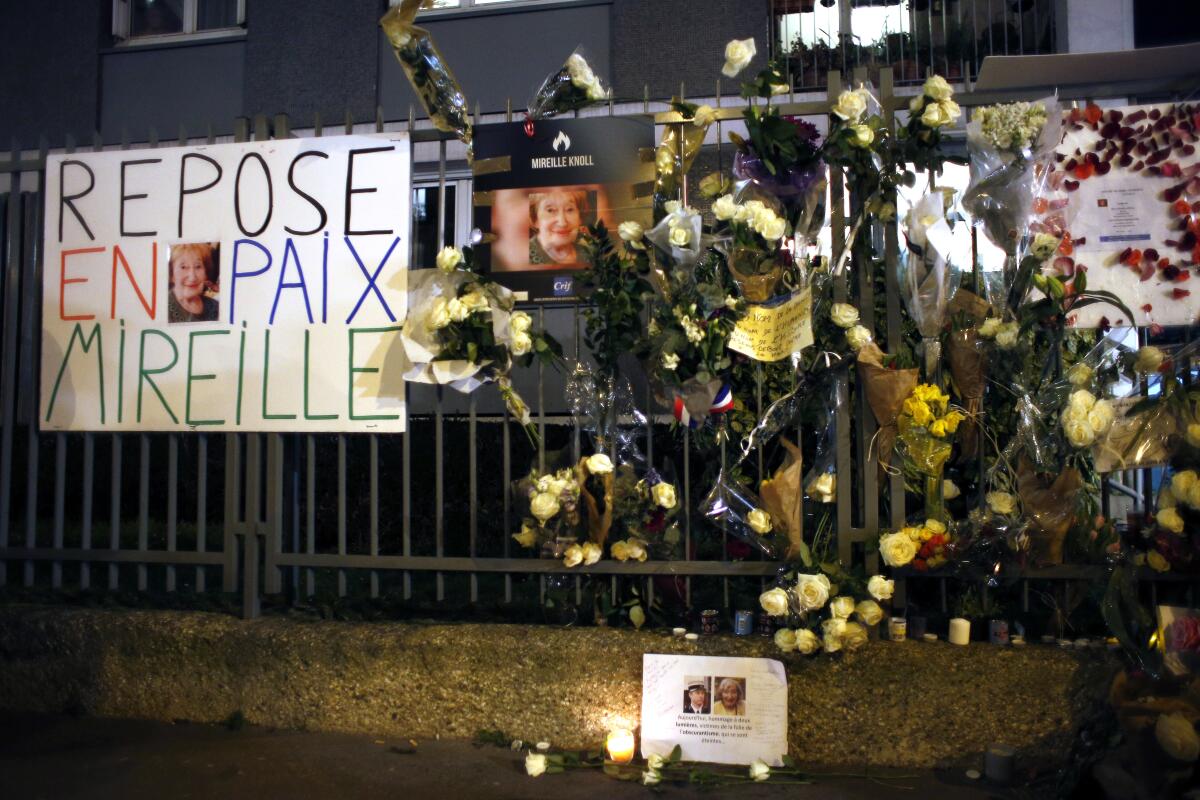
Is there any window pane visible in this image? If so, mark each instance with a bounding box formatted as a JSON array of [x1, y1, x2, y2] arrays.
[[130, 0, 185, 36], [412, 186, 457, 270], [429, 0, 462, 8], [196, 0, 240, 30]]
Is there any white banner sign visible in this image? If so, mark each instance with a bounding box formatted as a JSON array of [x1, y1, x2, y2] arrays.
[[41, 133, 411, 432], [640, 653, 788, 767]]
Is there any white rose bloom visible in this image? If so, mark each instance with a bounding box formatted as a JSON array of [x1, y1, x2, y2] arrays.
[[909, 94, 925, 114], [562, 544, 584, 568], [795, 628, 821, 654], [582, 454, 612, 476], [867, 575, 894, 602], [625, 539, 648, 562], [986, 491, 1017, 516], [1066, 362, 1093, 387], [794, 572, 832, 611], [529, 492, 560, 523], [693, 104, 717, 127], [978, 317, 1002, 338], [641, 769, 661, 786], [663, 200, 682, 215], [668, 226, 691, 248], [1156, 712, 1200, 762], [1135, 346, 1165, 375], [435, 246, 463, 272], [829, 595, 856, 619], [510, 331, 533, 356], [759, 214, 788, 241], [760, 587, 791, 617], [846, 325, 873, 351], [849, 123, 875, 147], [712, 194, 739, 221], [922, 74, 954, 101], [534, 475, 553, 494], [939, 98, 962, 123], [661, 352, 680, 371], [830, 302, 860, 329], [1171, 470, 1199, 504], [509, 311, 532, 334], [525, 752, 548, 776], [821, 617, 847, 652], [841, 621, 869, 651], [769, 83, 790, 96], [610, 540, 630, 561], [1088, 400, 1115, 434], [1188, 424, 1200, 448], [831, 89, 868, 121], [721, 37, 757, 78], [426, 297, 452, 331], [807, 472, 836, 503], [652, 482, 677, 509], [1063, 418, 1096, 448], [447, 297, 469, 322], [749, 759, 771, 782], [747, 508, 773, 534], [855, 600, 884, 626], [1068, 389, 1097, 412], [943, 479, 961, 500], [1030, 232, 1061, 261], [920, 100, 951, 128], [1157, 507, 1185, 534], [647, 754, 666, 771], [879, 531, 917, 567], [773, 627, 797, 652], [577, 541, 600, 566], [995, 322, 1020, 349], [617, 220, 645, 249]]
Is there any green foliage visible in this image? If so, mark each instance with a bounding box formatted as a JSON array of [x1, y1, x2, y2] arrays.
[[576, 223, 653, 378]]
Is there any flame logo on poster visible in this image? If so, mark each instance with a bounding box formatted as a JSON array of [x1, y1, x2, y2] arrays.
[[552, 131, 572, 152]]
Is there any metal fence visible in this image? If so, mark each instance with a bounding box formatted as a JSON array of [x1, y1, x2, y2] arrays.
[[772, 0, 1058, 90], [2, 67, 1197, 623]]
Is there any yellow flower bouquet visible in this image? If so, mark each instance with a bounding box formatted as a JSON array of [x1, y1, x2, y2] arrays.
[[896, 383, 965, 522]]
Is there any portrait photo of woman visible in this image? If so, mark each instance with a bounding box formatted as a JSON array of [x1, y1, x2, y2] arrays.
[[711, 677, 747, 717], [167, 242, 220, 324], [488, 184, 616, 273]]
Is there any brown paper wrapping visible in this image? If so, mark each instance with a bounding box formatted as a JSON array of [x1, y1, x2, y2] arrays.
[[946, 329, 987, 459], [759, 439, 805, 561], [857, 342, 919, 468], [576, 458, 614, 547], [947, 288, 993, 326], [1017, 456, 1082, 566]]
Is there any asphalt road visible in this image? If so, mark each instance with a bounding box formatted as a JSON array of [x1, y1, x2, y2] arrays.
[[0, 711, 1007, 799]]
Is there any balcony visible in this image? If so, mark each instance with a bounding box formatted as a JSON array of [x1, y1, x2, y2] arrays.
[[772, 0, 1058, 89]]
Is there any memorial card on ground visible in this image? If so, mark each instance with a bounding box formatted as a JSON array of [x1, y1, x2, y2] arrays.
[[639, 653, 787, 766]]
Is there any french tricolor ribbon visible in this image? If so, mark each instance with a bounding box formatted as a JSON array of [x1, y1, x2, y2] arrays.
[[709, 384, 734, 414], [672, 395, 699, 429]]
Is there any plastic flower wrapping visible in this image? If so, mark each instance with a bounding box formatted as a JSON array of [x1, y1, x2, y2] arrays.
[[395, 247, 562, 442], [898, 188, 965, 376], [380, 0, 473, 151], [962, 97, 1062, 311], [527, 47, 611, 120]]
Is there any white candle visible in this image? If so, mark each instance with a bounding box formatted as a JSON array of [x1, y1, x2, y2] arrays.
[[949, 617, 970, 646]]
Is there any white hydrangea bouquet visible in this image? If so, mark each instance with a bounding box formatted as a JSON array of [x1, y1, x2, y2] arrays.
[[396, 245, 561, 442], [760, 567, 891, 656]]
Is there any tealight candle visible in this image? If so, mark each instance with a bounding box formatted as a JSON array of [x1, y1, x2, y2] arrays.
[[949, 617, 970, 646], [672, 627, 687, 637], [606, 729, 636, 764]]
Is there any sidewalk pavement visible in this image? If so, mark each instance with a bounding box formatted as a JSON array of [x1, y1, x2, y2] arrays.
[[0, 711, 1009, 799]]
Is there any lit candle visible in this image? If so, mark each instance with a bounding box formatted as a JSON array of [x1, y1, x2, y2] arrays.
[[606, 728, 635, 764], [949, 617, 970, 646]]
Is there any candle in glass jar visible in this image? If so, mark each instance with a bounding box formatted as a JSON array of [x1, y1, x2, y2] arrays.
[[606, 729, 636, 764], [949, 617, 970, 646]]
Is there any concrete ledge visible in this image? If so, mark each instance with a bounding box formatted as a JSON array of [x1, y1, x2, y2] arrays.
[[0, 606, 1114, 768]]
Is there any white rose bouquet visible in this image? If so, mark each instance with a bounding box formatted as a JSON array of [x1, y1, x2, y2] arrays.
[[527, 47, 610, 120], [711, 191, 794, 303], [899, 188, 964, 377], [759, 565, 881, 655], [397, 246, 563, 444], [511, 465, 586, 564]]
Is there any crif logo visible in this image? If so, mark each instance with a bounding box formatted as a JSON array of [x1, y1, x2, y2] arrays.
[[552, 276, 574, 296], [552, 130, 572, 152]]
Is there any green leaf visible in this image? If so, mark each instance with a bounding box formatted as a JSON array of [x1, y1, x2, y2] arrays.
[[669, 744, 682, 764]]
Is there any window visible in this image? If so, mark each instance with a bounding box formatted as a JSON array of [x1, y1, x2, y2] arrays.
[[113, 0, 245, 42], [389, 0, 584, 12]]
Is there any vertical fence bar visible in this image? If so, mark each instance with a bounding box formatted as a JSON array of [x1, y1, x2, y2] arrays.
[[306, 435, 315, 597], [137, 433, 149, 590], [197, 434, 207, 592], [370, 436, 380, 599], [166, 435, 177, 591], [80, 434, 94, 590], [337, 434, 347, 597], [469, 391, 478, 603], [110, 434, 122, 590], [21, 192, 40, 588], [51, 434, 64, 587], [0, 184, 17, 586]]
